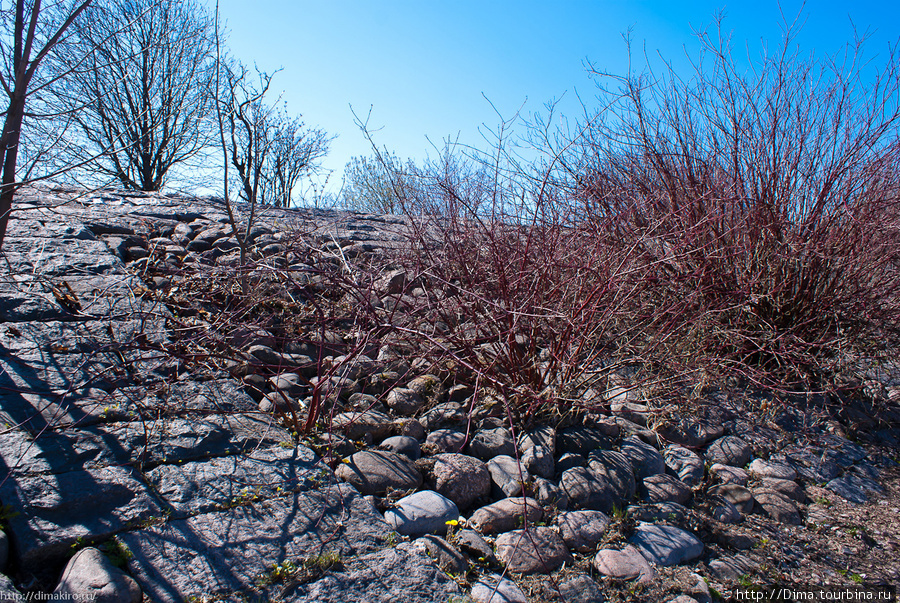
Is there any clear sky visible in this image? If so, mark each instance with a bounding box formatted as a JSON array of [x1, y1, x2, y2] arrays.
[[207, 0, 899, 198]]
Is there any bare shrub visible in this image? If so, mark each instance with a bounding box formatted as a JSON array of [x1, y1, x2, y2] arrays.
[[571, 17, 900, 392], [366, 142, 641, 425]]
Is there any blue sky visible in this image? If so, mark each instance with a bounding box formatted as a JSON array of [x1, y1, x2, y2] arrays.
[[208, 0, 899, 197]]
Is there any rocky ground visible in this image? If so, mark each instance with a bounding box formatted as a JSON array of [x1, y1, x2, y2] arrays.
[[0, 187, 898, 603]]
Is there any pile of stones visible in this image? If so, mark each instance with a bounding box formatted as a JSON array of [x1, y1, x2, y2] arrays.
[[0, 187, 898, 603]]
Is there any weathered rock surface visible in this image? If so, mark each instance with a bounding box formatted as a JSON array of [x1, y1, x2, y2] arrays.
[[561, 466, 618, 512], [593, 545, 655, 582], [494, 527, 570, 574], [412, 535, 469, 573], [643, 473, 692, 504], [431, 453, 491, 510], [556, 510, 611, 552], [120, 486, 391, 602], [826, 474, 885, 504], [471, 574, 527, 603], [384, 490, 460, 536], [469, 497, 542, 534], [146, 444, 331, 518], [285, 544, 469, 603], [705, 435, 752, 467], [663, 445, 705, 487], [630, 523, 704, 566], [621, 436, 666, 480], [335, 450, 423, 495], [0, 466, 164, 569], [53, 547, 142, 603]]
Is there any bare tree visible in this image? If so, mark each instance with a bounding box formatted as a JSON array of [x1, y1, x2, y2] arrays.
[[340, 152, 415, 213], [220, 63, 328, 209], [222, 62, 273, 211], [57, 0, 215, 191], [0, 0, 94, 250], [259, 111, 327, 208]]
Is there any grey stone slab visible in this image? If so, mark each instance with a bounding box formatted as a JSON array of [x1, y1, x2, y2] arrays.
[[826, 474, 884, 504], [2, 237, 123, 277], [0, 351, 125, 396], [0, 318, 168, 356], [0, 413, 289, 476], [0, 281, 74, 322], [0, 380, 257, 436], [145, 444, 332, 518], [156, 379, 262, 416], [0, 321, 170, 397], [5, 214, 96, 240], [0, 274, 159, 322], [0, 387, 137, 434], [0, 465, 164, 570], [120, 485, 393, 603], [286, 544, 468, 603]]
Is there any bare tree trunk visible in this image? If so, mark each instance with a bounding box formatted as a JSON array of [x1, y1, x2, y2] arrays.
[[0, 0, 94, 250]]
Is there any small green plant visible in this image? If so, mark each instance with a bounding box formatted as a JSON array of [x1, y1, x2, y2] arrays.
[[444, 519, 460, 542], [837, 569, 865, 584], [0, 505, 20, 526], [131, 509, 172, 529], [813, 495, 832, 507], [303, 551, 342, 572], [255, 560, 299, 587], [101, 538, 133, 569]]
